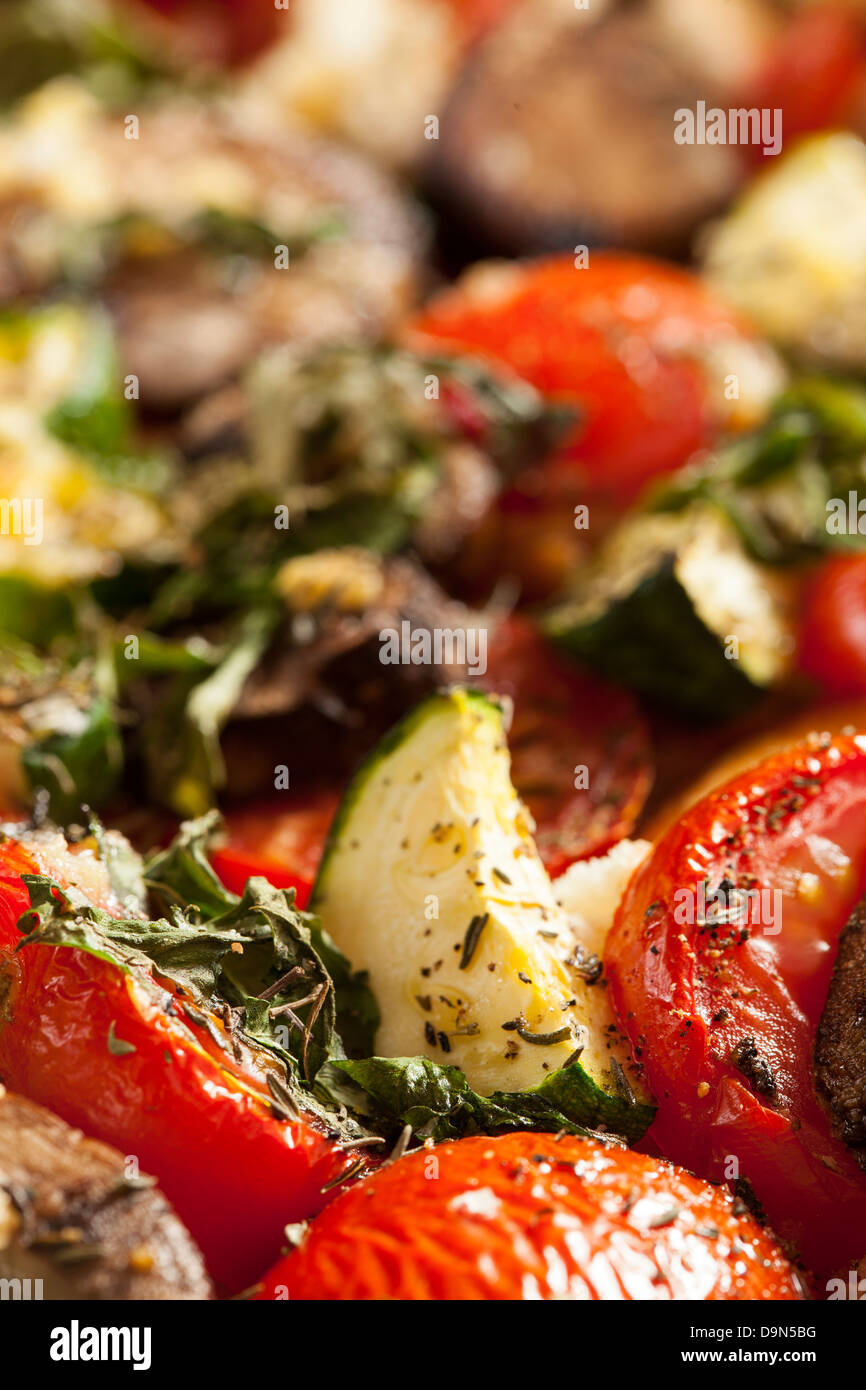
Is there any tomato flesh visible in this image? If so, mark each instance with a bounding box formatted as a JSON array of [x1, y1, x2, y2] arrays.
[[126, 0, 285, 65]]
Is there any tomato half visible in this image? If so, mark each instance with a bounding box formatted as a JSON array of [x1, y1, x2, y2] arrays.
[[800, 554, 866, 697], [438, 0, 519, 47], [211, 787, 340, 904], [479, 616, 652, 876], [0, 834, 363, 1293], [125, 0, 286, 66], [746, 3, 866, 152], [607, 733, 866, 1282], [256, 1131, 801, 1300], [407, 253, 768, 503]]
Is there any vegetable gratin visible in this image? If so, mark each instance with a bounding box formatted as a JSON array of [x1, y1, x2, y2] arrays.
[[2, 0, 866, 1322]]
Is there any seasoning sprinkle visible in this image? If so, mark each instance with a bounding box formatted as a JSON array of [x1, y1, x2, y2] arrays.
[[107, 1021, 136, 1056], [516, 1025, 573, 1046], [320, 1157, 367, 1193], [385, 1124, 414, 1166], [610, 1057, 637, 1108], [266, 1071, 300, 1122], [647, 1208, 681, 1229], [459, 913, 489, 970]]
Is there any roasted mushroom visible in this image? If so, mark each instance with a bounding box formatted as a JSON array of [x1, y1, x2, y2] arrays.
[[0, 1088, 212, 1299], [427, 0, 778, 256], [816, 893, 866, 1167]]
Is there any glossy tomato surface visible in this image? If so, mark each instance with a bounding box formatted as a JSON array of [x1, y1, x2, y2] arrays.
[[746, 3, 866, 150], [408, 253, 762, 502], [800, 554, 866, 696], [256, 1132, 802, 1301], [211, 787, 340, 904], [607, 733, 866, 1282]]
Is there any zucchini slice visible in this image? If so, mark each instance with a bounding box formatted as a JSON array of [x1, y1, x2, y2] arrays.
[[544, 508, 794, 720], [312, 687, 652, 1136], [702, 132, 866, 371]]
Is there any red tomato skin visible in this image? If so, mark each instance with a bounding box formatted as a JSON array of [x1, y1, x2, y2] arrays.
[[126, 0, 285, 65], [746, 4, 866, 150], [211, 788, 340, 903], [607, 734, 866, 1283], [407, 253, 756, 502], [0, 841, 360, 1293], [256, 1132, 801, 1301], [800, 555, 866, 696], [440, 0, 520, 47], [210, 846, 312, 905]]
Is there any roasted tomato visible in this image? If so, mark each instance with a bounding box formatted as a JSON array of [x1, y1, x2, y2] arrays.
[[800, 554, 866, 697], [0, 834, 364, 1293], [745, 3, 866, 151], [255, 1131, 802, 1300], [607, 733, 866, 1283], [407, 253, 781, 504], [210, 787, 341, 904], [439, 0, 519, 47], [479, 616, 652, 876], [126, 0, 286, 66]]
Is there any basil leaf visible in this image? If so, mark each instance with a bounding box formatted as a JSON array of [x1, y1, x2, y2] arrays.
[[17, 864, 338, 1082], [145, 809, 235, 920], [0, 577, 76, 645], [0, 0, 169, 110], [145, 812, 379, 1058], [139, 607, 277, 817], [334, 1055, 629, 1145], [15, 869, 365, 1140], [648, 377, 866, 564], [89, 816, 148, 916]]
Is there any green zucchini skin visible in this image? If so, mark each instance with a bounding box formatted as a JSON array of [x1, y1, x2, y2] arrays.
[[545, 553, 763, 722], [545, 503, 796, 722], [312, 687, 502, 905]]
